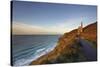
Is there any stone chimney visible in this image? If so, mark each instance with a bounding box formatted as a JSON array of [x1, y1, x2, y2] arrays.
[[80, 21, 83, 33]]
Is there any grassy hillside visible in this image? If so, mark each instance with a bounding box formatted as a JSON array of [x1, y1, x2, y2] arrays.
[[82, 22, 97, 48], [30, 22, 97, 65]]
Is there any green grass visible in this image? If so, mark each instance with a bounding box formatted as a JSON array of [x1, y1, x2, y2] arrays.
[[86, 39, 97, 49], [55, 39, 87, 63]]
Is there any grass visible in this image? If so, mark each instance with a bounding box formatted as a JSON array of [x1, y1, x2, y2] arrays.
[[30, 33, 87, 65], [55, 37, 87, 63], [30, 22, 97, 65]]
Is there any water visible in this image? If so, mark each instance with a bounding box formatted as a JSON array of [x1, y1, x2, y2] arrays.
[[12, 35, 60, 66]]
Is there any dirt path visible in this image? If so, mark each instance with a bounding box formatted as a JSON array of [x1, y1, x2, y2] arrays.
[[78, 38, 97, 61]]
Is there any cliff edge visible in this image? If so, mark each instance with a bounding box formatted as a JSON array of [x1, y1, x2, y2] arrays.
[[30, 22, 97, 65]]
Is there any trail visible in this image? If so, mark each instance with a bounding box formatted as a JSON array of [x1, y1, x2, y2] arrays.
[[78, 38, 97, 61]]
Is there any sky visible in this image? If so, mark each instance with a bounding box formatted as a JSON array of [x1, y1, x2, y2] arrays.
[[12, 1, 97, 35]]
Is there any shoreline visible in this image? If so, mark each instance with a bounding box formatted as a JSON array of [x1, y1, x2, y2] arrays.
[[30, 22, 97, 65]]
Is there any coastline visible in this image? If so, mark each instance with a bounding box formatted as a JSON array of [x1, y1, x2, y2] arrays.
[[30, 22, 97, 65], [12, 35, 60, 66]]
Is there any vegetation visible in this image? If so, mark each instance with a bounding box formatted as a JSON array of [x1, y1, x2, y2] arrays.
[[82, 22, 97, 49], [30, 22, 97, 65]]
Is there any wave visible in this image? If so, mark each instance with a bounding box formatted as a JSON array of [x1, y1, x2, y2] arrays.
[[13, 43, 57, 66]]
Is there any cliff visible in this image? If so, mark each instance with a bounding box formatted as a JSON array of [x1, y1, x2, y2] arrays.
[[30, 22, 97, 65]]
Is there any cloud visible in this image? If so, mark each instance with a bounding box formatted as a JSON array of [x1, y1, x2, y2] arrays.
[[12, 22, 51, 35], [12, 21, 77, 35]]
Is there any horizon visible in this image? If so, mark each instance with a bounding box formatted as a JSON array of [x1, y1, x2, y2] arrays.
[[12, 1, 97, 35]]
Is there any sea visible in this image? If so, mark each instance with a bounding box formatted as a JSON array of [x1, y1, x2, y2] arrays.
[[12, 35, 61, 66]]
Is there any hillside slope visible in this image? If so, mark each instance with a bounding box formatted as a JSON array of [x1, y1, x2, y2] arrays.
[[30, 22, 97, 65], [82, 22, 97, 44]]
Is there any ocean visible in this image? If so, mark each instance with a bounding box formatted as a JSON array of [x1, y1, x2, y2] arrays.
[[12, 35, 60, 66]]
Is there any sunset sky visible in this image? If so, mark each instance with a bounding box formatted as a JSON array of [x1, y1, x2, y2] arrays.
[[12, 1, 97, 35]]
